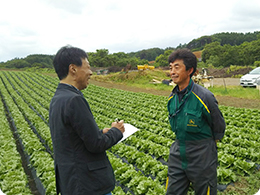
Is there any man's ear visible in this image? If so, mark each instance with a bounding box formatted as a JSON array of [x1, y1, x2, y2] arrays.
[[188, 67, 194, 76], [69, 64, 77, 74]]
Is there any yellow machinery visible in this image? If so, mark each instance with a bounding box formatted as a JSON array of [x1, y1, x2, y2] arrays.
[[137, 64, 155, 70]]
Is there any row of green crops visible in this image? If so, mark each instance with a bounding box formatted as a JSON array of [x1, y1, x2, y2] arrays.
[[0, 70, 260, 194], [0, 86, 32, 194]]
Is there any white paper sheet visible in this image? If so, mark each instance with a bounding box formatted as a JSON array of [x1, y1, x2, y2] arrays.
[[118, 123, 139, 143], [255, 189, 260, 195], [0, 188, 6, 195]]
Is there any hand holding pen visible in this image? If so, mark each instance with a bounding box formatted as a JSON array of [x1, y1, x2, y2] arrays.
[[102, 118, 125, 134]]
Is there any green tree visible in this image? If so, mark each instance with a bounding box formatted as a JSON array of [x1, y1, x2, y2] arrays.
[[237, 39, 260, 65], [187, 36, 212, 51], [219, 44, 239, 67], [113, 52, 129, 59], [88, 49, 148, 68], [237, 41, 252, 65], [154, 50, 173, 67], [206, 55, 220, 67], [202, 42, 222, 63], [88, 49, 109, 67], [25, 54, 53, 68], [129, 48, 164, 61], [186, 31, 260, 51], [4, 59, 30, 69], [250, 39, 260, 62]]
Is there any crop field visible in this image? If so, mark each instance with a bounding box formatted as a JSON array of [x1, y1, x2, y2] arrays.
[[0, 70, 260, 194]]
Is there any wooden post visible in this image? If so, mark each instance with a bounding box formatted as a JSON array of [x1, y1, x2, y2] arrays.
[[223, 78, 227, 92], [257, 80, 260, 94]]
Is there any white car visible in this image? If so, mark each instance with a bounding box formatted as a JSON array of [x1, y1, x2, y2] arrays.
[[240, 67, 260, 87]]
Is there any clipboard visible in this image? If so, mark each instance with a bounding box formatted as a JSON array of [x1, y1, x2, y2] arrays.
[[118, 123, 139, 143]]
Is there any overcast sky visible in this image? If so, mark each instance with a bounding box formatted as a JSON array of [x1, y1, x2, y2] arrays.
[[0, 0, 260, 62]]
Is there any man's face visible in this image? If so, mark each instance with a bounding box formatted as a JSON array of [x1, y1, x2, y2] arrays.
[[169, 59, 193, 88], [75, 58, 92, 90]]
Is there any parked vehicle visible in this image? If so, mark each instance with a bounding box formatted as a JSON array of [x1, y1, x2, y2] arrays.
[[240, 67, 260, 87]]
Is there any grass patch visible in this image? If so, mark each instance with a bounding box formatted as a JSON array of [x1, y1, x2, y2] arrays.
[[208, 86, 260, 100], [92, 69, 174, 91]]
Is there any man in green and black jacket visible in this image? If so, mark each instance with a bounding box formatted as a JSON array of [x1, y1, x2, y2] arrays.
[[166, 49, 225, 195]]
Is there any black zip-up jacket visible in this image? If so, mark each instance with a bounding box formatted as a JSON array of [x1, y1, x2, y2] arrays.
[[49, 83, 123, 195]]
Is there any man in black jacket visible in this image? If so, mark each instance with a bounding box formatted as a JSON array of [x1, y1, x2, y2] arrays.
[[49, 45, 125, 195]]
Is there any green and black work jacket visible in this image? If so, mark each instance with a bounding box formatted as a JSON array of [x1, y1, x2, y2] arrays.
[[167, 79, 225, 142]]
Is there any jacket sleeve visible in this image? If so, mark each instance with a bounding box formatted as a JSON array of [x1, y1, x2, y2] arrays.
[[67, 95, 123, 153], [206, 92, 226, 140]]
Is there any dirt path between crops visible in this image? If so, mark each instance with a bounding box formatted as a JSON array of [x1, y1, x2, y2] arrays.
[[89, 79, 260, 110]]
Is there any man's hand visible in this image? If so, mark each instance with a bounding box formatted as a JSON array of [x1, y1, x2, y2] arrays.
[[102, 128, 110, 134], [112, 120, 125, 134], [102, 120, 125, 134]]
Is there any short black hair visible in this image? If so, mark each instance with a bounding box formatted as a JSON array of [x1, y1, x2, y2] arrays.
[[53, 45, 88, 80], [168, 48, 197, 77]]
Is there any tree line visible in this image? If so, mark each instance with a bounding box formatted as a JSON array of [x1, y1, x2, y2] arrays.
[[177, 31, 260, 51], [155, 32, 260, 67], [155, 33, 260, 68], [0, 54, 54, 69], [1, 31, 259, 69], [201, 37, 260, 67], [87, 49, 149, 68]]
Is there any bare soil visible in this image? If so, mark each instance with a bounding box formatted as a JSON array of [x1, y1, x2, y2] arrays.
[[212, 78, 240, 86], [207, 67, 252, 78], [89, 79, 260, 110]]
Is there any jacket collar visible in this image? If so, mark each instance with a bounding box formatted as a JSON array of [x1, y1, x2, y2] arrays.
[[172, 79, 194, 95], [58, 83, 84, 96]]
